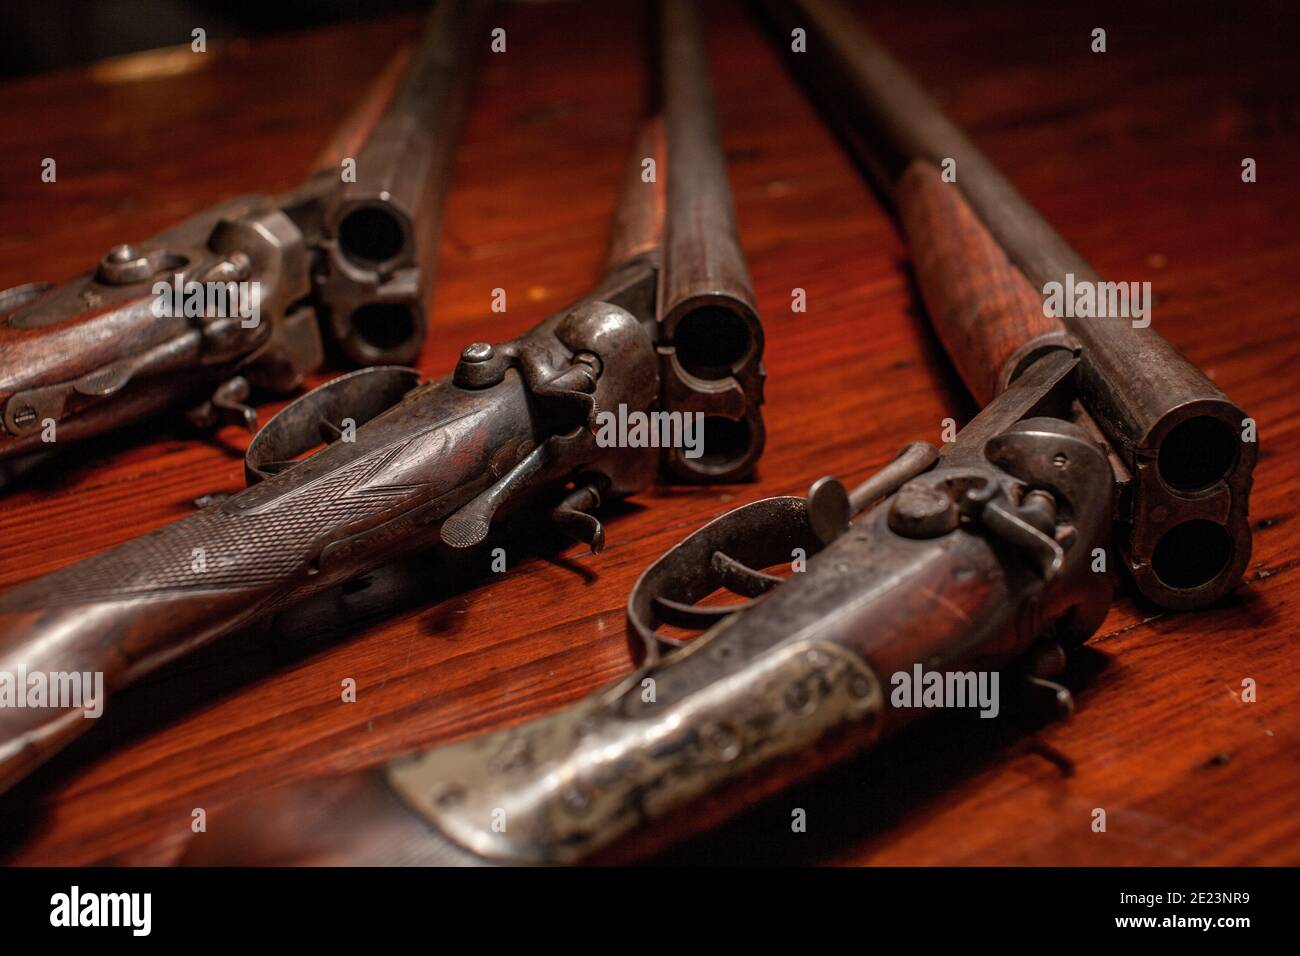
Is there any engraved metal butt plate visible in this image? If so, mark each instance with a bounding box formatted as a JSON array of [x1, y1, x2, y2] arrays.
[[386, 637, 883, 865]]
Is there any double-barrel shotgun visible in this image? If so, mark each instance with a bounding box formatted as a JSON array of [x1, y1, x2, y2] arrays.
[[178, 0, 1254, 865], [0, 1, 488, 476], [0, 0, 764, 795]]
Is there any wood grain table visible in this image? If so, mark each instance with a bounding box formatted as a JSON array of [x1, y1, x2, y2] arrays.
[[0, 0, 1296, 865]]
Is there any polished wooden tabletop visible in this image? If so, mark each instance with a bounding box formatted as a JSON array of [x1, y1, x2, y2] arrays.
[[0, 0, 1296, 865]]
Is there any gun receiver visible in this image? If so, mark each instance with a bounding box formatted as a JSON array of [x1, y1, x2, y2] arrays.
[[0, 0, 764, 795], [175, 1, 1255, 867], [0, 1, 489, 469]]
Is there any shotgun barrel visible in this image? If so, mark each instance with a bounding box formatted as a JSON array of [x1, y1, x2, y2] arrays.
[[0, 0, 766, 798], [758, 0, 1255, 609], [317, 0, 493, 366], [657, 0, 766, 480], [177, 0, 775, 865], [174, 3, 1258, 867], [0, 1, 491, 469]]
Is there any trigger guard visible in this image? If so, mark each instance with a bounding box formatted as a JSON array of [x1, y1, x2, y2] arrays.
[[244, 365, 420, 484], [625, 494, 822, 664]]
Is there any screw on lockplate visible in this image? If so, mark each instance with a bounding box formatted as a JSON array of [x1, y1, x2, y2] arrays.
[[453, 341, 508, 389]]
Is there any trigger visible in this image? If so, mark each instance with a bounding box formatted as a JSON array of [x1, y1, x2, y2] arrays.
[[1021, 638, 1075, 720], [187, 376, 257, 432], [549, 483, 606, 554], [711, 551, 782, 596]]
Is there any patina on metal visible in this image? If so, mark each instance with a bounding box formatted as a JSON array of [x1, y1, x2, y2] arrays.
[[379, 348, 1114, 865], [0, 0, 766, 794], [657, 0, 766, 480], [0, 0, 491, 467], [175, 1, 1256, 868], [355, 5, 1256, 864], [757, 0, 1256, 610], [389, 636, 883, 865]]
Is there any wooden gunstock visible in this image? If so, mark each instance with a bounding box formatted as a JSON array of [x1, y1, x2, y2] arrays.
[[896, 159, 1065, 407]]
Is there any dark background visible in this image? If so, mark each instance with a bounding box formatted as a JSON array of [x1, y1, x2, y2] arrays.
[[1, 0, 429, 77]]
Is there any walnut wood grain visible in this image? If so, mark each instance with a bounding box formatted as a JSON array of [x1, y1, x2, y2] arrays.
[[0, 0, 1296, 866], [896, 159, 1065, 405]]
